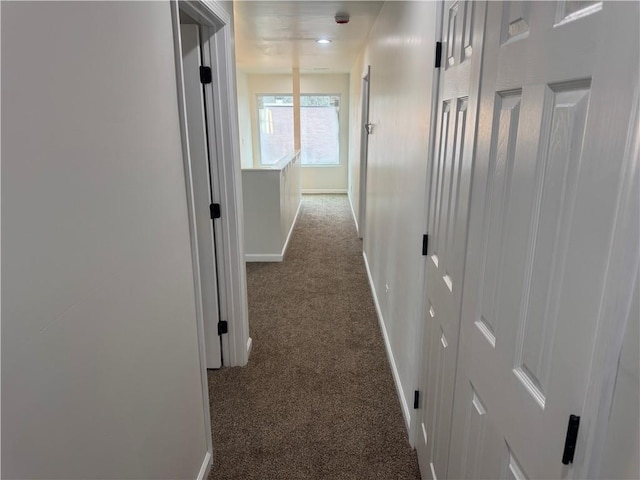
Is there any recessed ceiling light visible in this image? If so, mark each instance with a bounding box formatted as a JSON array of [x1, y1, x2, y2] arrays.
[[316, 39, 331, 44]]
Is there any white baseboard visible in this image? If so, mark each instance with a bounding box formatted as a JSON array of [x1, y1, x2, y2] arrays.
[[302, 189, 348, 194], [362, 250, 412, 434], [348, 192, 359, 232], [281, 199, 302, 259], [245, 199, 302, 263], [196, 451, 212, 480], [245, 253, 282, 262]]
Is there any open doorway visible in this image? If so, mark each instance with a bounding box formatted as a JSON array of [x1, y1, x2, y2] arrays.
[[357, 66, 371, 239], [171, 0, 250, 375], [179, 11, 224, 370]]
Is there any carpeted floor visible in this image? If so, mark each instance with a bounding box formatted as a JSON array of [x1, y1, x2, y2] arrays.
[[207, 194, 421, 479]]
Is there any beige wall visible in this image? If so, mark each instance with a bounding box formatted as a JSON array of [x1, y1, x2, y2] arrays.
[[2, 2, 208, 477], [347, 1, 439, 429], [242, 73, 349, 191]]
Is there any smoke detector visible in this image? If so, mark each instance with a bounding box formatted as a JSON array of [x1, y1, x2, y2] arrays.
[[335, 13, 350, 24]]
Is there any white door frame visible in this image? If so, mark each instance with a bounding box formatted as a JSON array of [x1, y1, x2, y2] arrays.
[[409, 0, 444, 449], [357, 66, 371, 239], [179, 22, 223, 370], [170, 0, 250, 474], [172, 0, 249, 369]]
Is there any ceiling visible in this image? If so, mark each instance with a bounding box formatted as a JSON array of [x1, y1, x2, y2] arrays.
[[233, 1, 384, 74]]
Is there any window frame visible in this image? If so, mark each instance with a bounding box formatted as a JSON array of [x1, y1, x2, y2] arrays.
[[255, 93, 342, 168]]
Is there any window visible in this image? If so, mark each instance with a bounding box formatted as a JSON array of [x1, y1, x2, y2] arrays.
[[257, 94, 340, 166], [257, 95, 294, 165], [300, 95, 340, 166]]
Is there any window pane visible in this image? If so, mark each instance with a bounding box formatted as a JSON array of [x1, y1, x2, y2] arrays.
[[301, 95, 340, 166], [258, 95, 293, 165], [257, 94, 340, 166]]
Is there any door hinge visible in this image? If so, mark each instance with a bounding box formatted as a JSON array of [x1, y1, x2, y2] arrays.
[[422, 234, 429, 256], [413, 390, 420, 409], [200, 66, 212, 84], [562, 415, 580, 465], [435, 41, 443, 68], [210, 203, 221, 219], [217, 320, 228, 336]]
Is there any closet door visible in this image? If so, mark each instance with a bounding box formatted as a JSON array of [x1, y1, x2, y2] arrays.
[[415, 2, 487, 479], [448, 2, 639, 478]]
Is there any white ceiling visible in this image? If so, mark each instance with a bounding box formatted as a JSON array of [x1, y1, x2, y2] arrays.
[[233, 1, 384, 74]]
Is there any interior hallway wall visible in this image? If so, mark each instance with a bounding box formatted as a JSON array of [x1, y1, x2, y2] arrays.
[[2, 2, 209, 477], [244, 73, 349, 191], [350, 1, 439, 432]]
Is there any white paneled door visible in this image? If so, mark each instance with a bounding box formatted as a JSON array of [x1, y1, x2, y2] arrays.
[[448, 2, 639, 479], [416, 2, 486, 479]]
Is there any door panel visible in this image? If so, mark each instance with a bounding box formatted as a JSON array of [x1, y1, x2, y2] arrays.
[[416, 2, 486, 479], [181, 25, 222, 369], [449, 2, 639, 478]]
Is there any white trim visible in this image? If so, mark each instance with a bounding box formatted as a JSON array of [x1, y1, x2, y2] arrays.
[[348, 192, 359, 232], [244, 198, 302, 263], [170, 0, 214, 460], [282, 199, 303, 257], [245, 253, 284, 262], [196, 451, 212, 480], [200, 30, 230, 368], [211, 18, 250, 368], [200, 0, 230, 25], [362, 251, 412, 433], [302, 189, 348, 194], [179, 0, 249, 368], [429, 462, 438, 480], [357, 66, 371, 240], [246, 337, 253, 357]]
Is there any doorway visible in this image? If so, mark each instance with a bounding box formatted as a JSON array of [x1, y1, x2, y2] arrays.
[[179, 15, 223, 369], [172, 0, 250, 373], [357, 66, 371, 239]]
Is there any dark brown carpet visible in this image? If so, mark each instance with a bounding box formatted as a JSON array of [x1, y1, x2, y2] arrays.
[[207, 194, 421, 479]]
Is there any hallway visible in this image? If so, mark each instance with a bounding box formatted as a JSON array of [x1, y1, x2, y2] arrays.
[[207, 195, 420, 479]]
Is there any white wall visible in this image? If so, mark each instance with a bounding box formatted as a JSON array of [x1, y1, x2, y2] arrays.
[[351, 1, 438, 431], [244, 73, 349, 191], [2, 2, 209, 478], [236, 70, 254, 169]]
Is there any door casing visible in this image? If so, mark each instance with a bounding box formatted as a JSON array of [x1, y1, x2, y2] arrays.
[[357, 66, 371, 239], [179, 22, 223, 369], [170, 1, 250, 476]]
